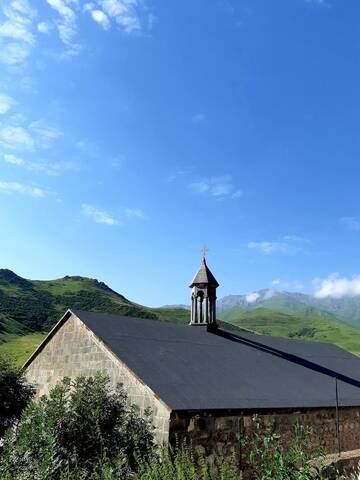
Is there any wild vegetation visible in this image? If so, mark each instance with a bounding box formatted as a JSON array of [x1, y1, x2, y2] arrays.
[[0, 360, 353, 480]]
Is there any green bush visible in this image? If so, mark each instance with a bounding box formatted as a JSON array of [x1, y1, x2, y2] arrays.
[[0, 373, 154, 480], [136, 445, 240, 480], [0, 354, 34, 437], [244, 415, 338, 480]]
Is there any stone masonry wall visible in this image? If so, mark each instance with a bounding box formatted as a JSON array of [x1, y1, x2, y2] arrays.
[[25, 313, 171, 443], [170, 407, 360, 460]]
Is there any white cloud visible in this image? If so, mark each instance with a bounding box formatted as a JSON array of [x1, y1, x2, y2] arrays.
[[124, 207, 145, 219], [29, 120, 63, 146], [81, 203, 118, 225], [272, 279, 281, 285], [46, 0, 80, 54], [0, 0, 36, 65], [90, 9, 110, 29], [0, 94, 17, 114], [245, 292, 260, 304], [0, 125, 35, 150], [248, 235, 309, 255], [99, 0, 141, 33], [0, 118, 62, 151], [3, 153, 24, 165], [3, 152, 75, 175], [313, 273, 360, 299], [189, 175, 243, 200], [192, 113, 206, 124], [0, 41, 31, 65], [248, 241, 291, 255], [0, 19, 35, 45], [37, 21, 52, 34], [0, 181, 45, 197], [339, 217, 360, 232]]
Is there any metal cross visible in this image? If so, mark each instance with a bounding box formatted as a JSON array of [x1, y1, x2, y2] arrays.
[[201, 245, 209, 260]]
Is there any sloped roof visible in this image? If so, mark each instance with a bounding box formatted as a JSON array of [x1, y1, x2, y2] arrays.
[[190, 259, 219, 287], [61, 310, 360, 411]]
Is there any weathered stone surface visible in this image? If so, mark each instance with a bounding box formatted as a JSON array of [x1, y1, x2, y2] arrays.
[[25, 313, 171, 444]]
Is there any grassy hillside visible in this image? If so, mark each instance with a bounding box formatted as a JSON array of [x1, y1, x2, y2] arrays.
[[0, 269, 190, 364], [2, 268, 360, 365], [0, 332, 47, 366], [220, 307, 360, 355], [0, 269, 190, 336]]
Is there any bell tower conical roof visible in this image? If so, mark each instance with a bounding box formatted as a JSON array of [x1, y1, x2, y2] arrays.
[[189, 258, 219, 288]]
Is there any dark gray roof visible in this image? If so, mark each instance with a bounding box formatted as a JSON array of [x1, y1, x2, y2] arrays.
[[71, 310, 360, 411], [190, 259, 219, 287]]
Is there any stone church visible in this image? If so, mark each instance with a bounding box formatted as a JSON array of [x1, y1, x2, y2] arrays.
[[24, 258, 360, 458]]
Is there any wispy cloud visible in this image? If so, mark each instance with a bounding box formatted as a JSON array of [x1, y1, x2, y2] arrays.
[[29, 120, 63, 147], [0, 94, 17, 114], [0, 125, 35, 150], [248, 235, 309, 255], [90, 9, 110, 29], [46, 0, 80, 54], [313, 273, 360, 299], [0, 118, 62, 152], [81, 203, 119, 225], [37, 21, 52, 34], [4, 153, 24, 165], [339, 217, 360, 232], [0, 0, 37, 65], [189, 175, 243, 200], [123, 207, 146, 219], [0, 180, 45, 197], [3, 152, 76, 175], [94, 0, 150, 34], [0, 41, 32, 65]]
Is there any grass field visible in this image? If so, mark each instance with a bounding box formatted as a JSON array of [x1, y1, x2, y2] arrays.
[[0, 332, 47, 366]]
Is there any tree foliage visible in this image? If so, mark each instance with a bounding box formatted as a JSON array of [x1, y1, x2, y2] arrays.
[[0, 354, 34, 437], [0, 374, 154, 480]]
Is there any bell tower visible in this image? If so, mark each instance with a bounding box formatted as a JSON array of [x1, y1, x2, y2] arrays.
[[189, 249, 219, 331]]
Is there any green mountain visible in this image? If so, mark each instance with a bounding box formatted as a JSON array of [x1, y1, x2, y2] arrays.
[[219, 307, 360, 356], [218, 289, 360, 328], [0, 269, 239, 364], [1, 269, 360, 365], [0, 269, 190, 337]]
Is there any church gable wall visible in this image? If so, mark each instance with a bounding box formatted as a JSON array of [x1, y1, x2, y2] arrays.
[[170, 407, 360, 460], [25, 313, 171, 444]]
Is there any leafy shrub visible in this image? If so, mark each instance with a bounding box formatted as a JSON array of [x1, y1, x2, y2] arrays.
[[244, 415, 338, 480], [0, 354, 34, 437], [0, 373, 154, 480], [136, 444, 240, 480]]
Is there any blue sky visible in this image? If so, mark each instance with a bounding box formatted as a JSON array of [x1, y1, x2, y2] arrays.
[[1, 0, 360, 306]]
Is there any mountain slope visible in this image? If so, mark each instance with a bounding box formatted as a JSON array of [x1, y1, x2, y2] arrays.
[[219, 307, 360, 356], [1, 269, 360, 364], [218, 288, 360, 328], [0, 269, 189, 337]]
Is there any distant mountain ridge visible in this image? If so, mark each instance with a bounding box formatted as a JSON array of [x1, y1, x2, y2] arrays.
[[2, 269, 360, 363], [217, 288, 360, 328]]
